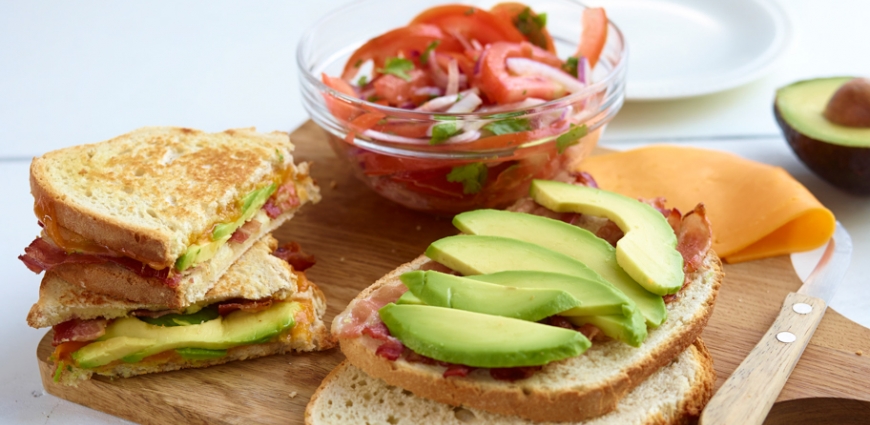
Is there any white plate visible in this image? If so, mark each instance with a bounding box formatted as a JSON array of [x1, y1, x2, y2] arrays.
[[593, 0, 793, 100]]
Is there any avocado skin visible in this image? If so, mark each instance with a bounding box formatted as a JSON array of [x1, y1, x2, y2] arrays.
[[776, 104, 870, 195]]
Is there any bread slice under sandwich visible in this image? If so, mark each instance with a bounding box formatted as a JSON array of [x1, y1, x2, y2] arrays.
[[30, 235, 335, 385], [26, 126, 320, 307], [307, 338, 715, 425], [334, 249, 721, 423]]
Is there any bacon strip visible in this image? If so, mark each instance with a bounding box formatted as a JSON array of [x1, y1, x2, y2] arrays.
[[52, 319, 107, 346], [19, 237, 182, 287], [272, 241, 316, 272], [490, 366, 542, 382], [676, 203, 713, 274], [217, 298, 273, 316], [264, 182, 301, 219], [228, 219, 262, 244]]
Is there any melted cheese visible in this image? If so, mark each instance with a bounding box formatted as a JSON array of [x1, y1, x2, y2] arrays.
[[579, 146, 835, 263]]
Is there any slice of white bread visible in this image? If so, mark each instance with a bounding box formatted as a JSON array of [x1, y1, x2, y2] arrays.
[[27, 234, 316, 328], [334, 250, 721, 423], [29, 126, 317, 268], [47, 193, 314, 307], [307, 339, 715, 425]]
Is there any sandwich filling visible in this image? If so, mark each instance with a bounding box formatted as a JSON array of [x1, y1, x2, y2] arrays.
[[20, 170, 315, 287], [46, 242, 320, 383], [335, 174, 713, 381]]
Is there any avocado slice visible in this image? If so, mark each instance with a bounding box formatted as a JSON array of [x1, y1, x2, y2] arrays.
[[400, 271, 580, 322], [454, 209, 667, 326], [396, 291, 424, 305], [426, 235, 608, 283], [567, 312, 648, 348], [72, 301, 300, 368], [175, 183, 278, 272], [466, 271, 635, 318], [530, 180, 684, 296], [175, 347, 228, 360], [775, 77, 870, 195], [379, 303, 590, 368]]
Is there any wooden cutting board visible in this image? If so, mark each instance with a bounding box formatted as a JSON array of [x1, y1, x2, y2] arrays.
[[37, 121, 870, 424]]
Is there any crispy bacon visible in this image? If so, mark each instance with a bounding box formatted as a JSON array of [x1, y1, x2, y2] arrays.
[[229, 219, 262, 243], [334, 283, 408, 338], [444, 364, 476, 378], [264, 182, 301, 219], [490, 366, 542, 382], [19, 237, 182, 288], [272, 241, 316, 272], [576, 323, 603, 341], [676, 203, 712, 274], [217, 298, 273, 316], [362, 322, 392, 341], [545, 315, 574, 330], [52, 319, 107, 346], [375, 339, 405, 360]]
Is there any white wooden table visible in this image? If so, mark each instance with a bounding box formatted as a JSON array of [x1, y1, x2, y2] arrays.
[[1, 1, 868, 423]]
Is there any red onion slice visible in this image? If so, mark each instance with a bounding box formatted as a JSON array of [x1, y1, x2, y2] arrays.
[[446, 59, 460, 96], [506, 57, 586, 94]]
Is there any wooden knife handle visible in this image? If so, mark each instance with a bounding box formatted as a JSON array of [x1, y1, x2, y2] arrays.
[[699, 292, 826, 425]]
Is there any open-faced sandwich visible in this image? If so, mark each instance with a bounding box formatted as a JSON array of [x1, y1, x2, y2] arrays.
[[306, 176, 721, 424]]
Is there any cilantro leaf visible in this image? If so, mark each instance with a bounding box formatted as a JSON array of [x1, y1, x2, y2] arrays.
[[514, 7, 549, 49], [357, 75, 368, 86], [483, 118, 531, 136], [562, 57, 579, 78], [379, 58, 414, 81], [485, 111, 525, 120], [447, 163, 489, 194], [430, 122, 461, 144], [420, 40, 440, 65], [555, 124, 589, 154]]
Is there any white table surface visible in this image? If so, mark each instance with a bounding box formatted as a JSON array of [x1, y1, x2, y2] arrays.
[[1, 1, 868, 423]]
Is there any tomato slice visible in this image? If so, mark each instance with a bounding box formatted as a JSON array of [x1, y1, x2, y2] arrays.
[[321, 73, 359, 122], [490, 3, 555, 53], [411, 5, 526, 47], [476, 41, 565, 104], [341, 24, 462, 81], [575, 8, 608, 68], [373, 69, 433, 106]]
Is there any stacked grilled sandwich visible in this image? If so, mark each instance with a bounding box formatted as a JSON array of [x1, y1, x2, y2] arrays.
[[306, 178, 721, 424], [20, 127, 334, 385]]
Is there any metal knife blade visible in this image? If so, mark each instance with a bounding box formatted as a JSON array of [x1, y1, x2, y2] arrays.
[[796, 222, 853, 305]]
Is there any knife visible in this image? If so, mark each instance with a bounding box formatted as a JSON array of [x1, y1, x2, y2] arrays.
[[699, 222, 853, 425]]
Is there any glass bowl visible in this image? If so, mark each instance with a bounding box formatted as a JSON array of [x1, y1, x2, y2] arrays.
[[298, 0, 627, 213]]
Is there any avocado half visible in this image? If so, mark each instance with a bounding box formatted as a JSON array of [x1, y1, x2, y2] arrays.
[[774, 77, 870, 195]]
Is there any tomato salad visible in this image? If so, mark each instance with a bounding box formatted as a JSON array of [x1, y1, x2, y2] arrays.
[[320, 3, 610, 212]]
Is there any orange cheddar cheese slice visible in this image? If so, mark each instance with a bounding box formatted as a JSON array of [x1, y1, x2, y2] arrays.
[[579, 145, 835, 263]]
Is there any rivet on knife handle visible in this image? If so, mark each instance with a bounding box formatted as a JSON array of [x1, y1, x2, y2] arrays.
[[699, 292, 826, 425]]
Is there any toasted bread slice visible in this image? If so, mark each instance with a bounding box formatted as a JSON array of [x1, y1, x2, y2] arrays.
[[27, 234, 308, 327], [333, 249, 721, 423], [307, 339, 714, 425], [30, 126, 315, 269], [45, 194, 314, 307]]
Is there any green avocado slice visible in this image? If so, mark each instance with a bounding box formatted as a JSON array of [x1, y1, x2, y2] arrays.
[[530, 180, 684, 296], [400, 271, 580, 322], [175, 183, 278, 272], [72, 301, 300, 369], [379, 303, 590, 368], [465, 270, 635, 318], [567, 313, 648, 348], [454, 209, 667, 326]]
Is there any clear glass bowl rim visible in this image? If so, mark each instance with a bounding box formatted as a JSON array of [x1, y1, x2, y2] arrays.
[[296, 0, 628, 120]]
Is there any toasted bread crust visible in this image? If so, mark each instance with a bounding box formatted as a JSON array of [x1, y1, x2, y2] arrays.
[[335, 252, 722, 423], [29, 127, 306, 267], [306, 339, 716, 425]]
